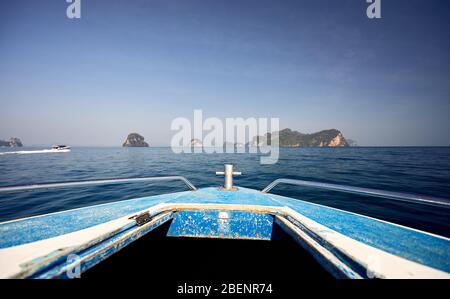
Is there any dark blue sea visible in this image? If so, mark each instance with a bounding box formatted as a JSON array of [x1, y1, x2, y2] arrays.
[[0, 147, 449, 237]]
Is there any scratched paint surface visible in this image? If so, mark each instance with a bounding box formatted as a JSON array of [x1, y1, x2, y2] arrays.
[[31, 213, 174, 279], [165, 187, 282, 206], [0, 191, 191, 248], [167, 210, 274, 240], [266, 193, 450, 273], [0, 187, 281, 248], [0, 187, 449, 273]]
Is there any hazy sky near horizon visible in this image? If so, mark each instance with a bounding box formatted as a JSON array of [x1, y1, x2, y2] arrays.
[[1, 0, 449, 146]]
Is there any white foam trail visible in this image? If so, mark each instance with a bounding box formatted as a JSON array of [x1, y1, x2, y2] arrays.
[[0, 149, 71, 155]]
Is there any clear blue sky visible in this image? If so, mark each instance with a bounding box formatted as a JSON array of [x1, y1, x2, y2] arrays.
[[1, 0, 449, 146]]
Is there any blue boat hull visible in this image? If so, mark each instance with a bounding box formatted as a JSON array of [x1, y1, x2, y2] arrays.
[[0, 187, 449, 279]]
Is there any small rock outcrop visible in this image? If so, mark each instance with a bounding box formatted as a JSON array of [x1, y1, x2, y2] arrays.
[[0, 137, 23, 147], [190, 139, 203, 147], [122, 133, 149, 147]]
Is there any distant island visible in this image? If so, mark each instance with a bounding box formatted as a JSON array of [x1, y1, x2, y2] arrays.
[[0, 137, 23, 147], [254, 128, 350, 147], [122, 133, 149, 147], [190, 139, 203, 147], [186, 129, 351, 148]]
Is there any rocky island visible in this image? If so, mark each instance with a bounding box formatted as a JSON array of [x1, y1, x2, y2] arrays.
[[0, 137, 23, 147], [122, 133, 149, 147], [254, 128, 350, 147], [190, 139, 203, 147]]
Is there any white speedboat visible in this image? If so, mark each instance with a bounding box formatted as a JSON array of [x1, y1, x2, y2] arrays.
[[51, 145, 71, 152]]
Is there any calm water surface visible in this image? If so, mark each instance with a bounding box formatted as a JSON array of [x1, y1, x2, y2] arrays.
[[0, 147, 449, 237]]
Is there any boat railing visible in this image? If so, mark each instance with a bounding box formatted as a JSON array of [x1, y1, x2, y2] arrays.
[[0, 176, 197, 193], [261, 178, 450, 208]]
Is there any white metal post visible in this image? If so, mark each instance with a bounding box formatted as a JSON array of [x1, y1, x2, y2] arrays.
[[216, 164, 242, 190]]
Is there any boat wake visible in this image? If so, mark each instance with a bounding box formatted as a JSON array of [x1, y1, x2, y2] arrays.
[[0, 149, 71, 155]]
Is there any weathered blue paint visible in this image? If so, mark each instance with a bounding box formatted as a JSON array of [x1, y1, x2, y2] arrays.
[[0, 187, 281, 248], [276, 215, 369, 279], [167, 210, 274, 240], [0, 191, 185, 248], [274, 216, 358, 279], [1, 187, 449, 275], [30, 212, 174, 279], [20, 221, 137, 279], [267, 193, 450, 273], [164, 187, 282, 206]]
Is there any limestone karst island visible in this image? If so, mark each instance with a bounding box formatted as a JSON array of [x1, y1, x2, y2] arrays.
[[265, 128, 349, 147], [122, 133, 149, 147]]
